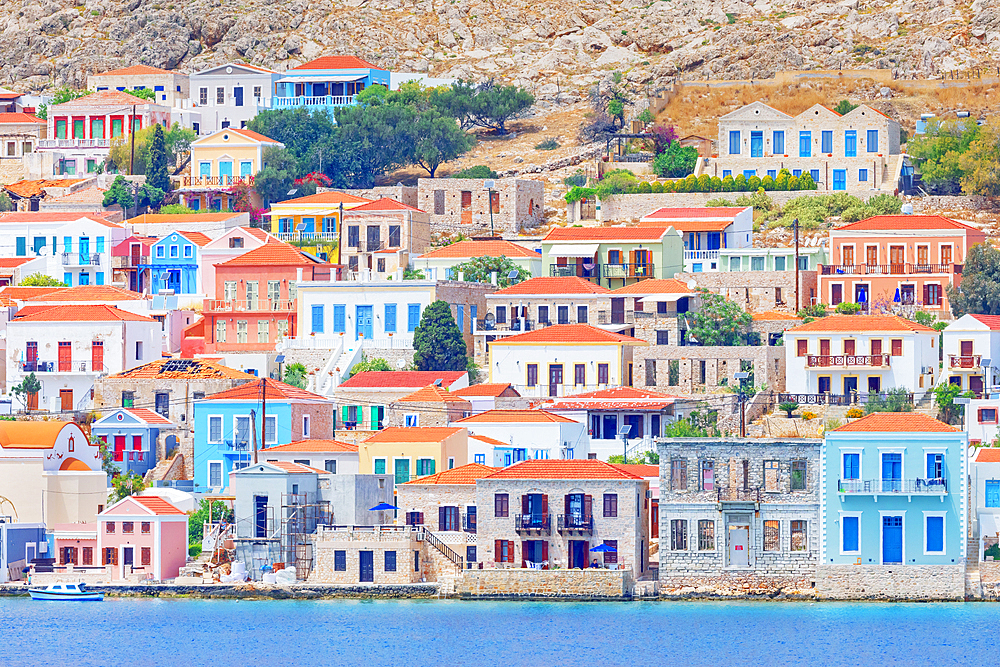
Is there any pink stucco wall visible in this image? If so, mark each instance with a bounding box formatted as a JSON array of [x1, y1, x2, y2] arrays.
[[159, 520, 188, 581]]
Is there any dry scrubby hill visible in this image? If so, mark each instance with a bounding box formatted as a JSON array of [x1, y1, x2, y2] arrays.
[[1, 0, 998, 97]]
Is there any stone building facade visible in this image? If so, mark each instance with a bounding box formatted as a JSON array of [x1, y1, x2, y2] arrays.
[[387, 385, 472, 428], [475, 460, 650, 577], [656, 437, 822, 595], [308, 525, 428, 585], [634, 343, 786, 394], [417, 177, 544, 234], [677, 269, 819, 316]]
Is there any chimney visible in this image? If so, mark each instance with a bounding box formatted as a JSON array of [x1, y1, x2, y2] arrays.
[[491, 271, 498, 285]]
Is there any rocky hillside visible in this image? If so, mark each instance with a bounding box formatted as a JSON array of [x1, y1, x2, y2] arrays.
[[1, 0, 997, 97]]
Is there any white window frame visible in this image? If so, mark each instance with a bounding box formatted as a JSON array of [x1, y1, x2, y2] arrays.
[[233, 415, 251, 446], [839, 447, 864, 480], [373, 456, 388, 475], [404, 413, 419, 427], [208, 460, 223, 488], [922, 510, 947, 556], [302, 414, 310, 438], [448, 457, 455, 469], [839, 511, 862, 556], [264, 415, 278, 445], [208, 415, 224, 444], [878, 510, 906, 565]]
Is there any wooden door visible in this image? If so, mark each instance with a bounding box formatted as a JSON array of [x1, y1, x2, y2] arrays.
[[844, 340, 855, 356], [889, 246, 905, 271], [611, 297, 625, 324], [60, 389, 73, 412], [548, 365, 563, 397], [843, 246, 854, 266], [820, 339, 830, 356], [961, 340, 974, 357], [870, 339, 882, 357], [58, 342, 72, 372], [866, 246, 878, 266]]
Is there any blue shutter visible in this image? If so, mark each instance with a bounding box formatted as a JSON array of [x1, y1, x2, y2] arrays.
[[15, 237, 25, 256], [64, 273, 72, 287], [810, 169, 820, 182], [987, 481, 1000, 508], [772, 130, 784, 155], [859, 169, 868, 182], [728, 130, 740, 154], [821, 130, 832, 153], [845, 130, 857, 157], [722, 170, 731, 178], [471, 305, 477, 328], [96, 272, 105, 286], [96, 237, 105, 253], [842, 516, 859, 552], [799, 131, 811, 157], [311, 305, 324, 333], [926, 516, 943, 552], [457, 305, 464, 333], [867, 129, 879, 152], [333, 305, 346, 333], [408, 304, 420, 332], [767, 170, 776, 179], [385, 303, 397, 333]]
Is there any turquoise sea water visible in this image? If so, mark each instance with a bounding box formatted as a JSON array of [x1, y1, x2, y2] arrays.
[[0, 597, 994, 667]]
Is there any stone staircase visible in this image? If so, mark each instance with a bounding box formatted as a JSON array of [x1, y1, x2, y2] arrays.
[[913, 392, 938, 419], [144, 453, 185, 484], [966, 536, 982, 600]]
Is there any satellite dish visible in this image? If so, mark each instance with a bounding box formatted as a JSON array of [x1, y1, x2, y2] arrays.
[[395, 358, 406, 369]]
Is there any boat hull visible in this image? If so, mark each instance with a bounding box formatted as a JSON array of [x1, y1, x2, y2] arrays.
[[28, 590, 104, 601]]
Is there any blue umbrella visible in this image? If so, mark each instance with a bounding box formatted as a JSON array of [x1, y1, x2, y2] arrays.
[[369, 502, 399, 511], [590, 543, 617, 552], [893, 288, 901, 303], [858, 289, 867, 303]]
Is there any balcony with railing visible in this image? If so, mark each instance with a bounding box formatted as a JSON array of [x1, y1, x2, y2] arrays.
[[514, 513, 551, 535], [596, 310, 635, 326], [549, 263, 655, 283], [38, 138, 111, 149], [266, 95, 358, 109], [204, 299, 296, 313], [777, 391, 914, 407], [820, 263, 961, 276], [181, 175, 255, 188], [949, 354, 981, 369], [360, 334, 414, 350], [462, 512, 477, 534], [62, 252, 102, 266], [274, 231, 339, 243], [838, 478, 948, 495], [557, 513, 593, 535], [512, 383, 614, 398], [684, 249, 721, 262], [805, 354, 890, 368], [21, 360, 106, 374], [225, 440, 252, 453]]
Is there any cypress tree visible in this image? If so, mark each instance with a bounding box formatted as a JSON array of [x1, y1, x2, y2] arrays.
[[412, 300, 469, 372], [147, 123, 170, 192]]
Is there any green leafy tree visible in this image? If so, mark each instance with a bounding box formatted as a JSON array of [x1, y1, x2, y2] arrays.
[[734, 173, 749, 192], [452, 165, 498, 179], [403, 266, 426, 280], [103, 175, 134, 210], [18, 273, 66, 287], [109, 472, 146, 503], [350, 357, 392, 376], [835, 302, 862, 315], [934, 383, 974, 424], [93, 434, 117, 477], [797, 303, 828, 318], [254, 146, 299, 208], [452, 256, 531, 287], [797, 172, 818, 190], [0, 192, 12, 213], [907, 118, 980, 194], [157, 204, 197, 215], [37, 88, 88, 120], [947, 243, 1000, 317], [333, 102, 416, 187], [413, 300, 469, 371], [652, 141, 698, 178], [959, 119, 1000, 196], [130, 88, 156, 101], [833, 100, 859, 115], [146, 124, 170, 192], [136, 183, 165, 211], [188, 498, 235, 556], [637, 109, 655, 125], [283, 362, 308, 389], [11, 372, 41, 412], [863, 387, 914, 415], [467, 80, 534, 135], [411, 110, 476, 177], [687, 289, 752, 346]]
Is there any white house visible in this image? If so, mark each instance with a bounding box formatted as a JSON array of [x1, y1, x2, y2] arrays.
[[966, 397, 1000, 448], [7, 304, 160, 411], [413, 238, 542, 282], [783, 314, 938, 398], [941, 314, 1000, 397], [0, 212, 126, 287], [971, 447, 1000, 561], [487, 323, 648, 398], [453, 409, 589, 464], [639, 207, 753, 272], [184, 63, 281, 135], [258, 438, 360, 475]]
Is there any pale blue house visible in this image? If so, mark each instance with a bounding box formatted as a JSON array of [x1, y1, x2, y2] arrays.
[[92, 407, 176, 478], [142, 231, 210, 295], [817, 412, 968, 599], [268, 56, 390, 114]]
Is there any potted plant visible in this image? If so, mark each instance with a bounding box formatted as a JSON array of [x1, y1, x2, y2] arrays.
[[778, 401, 799, 418]]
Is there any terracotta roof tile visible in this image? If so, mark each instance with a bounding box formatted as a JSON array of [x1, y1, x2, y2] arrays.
[[494, 276, 610, 296], [108, 358, 255, 380], [129, 496, 185, 515], [485, 459, 644, 480], [122, 408, 174, 425], [613, 464, 660, 477], [786, 314, 936, 334], [291, 56, 382, 70], [612, 279, 692, 295], [0, 112, 43, 124], [362, 426, 464, 444], [834, 412, 958, 433], [0, 257, 39, 268], [395, 385, 473, 404], [835, 215, 979, 232], [419, 239, 540, 259], [0, 210, 122, 228], [402, 462, 497, 485], [544, 226, 670, 242], [206, 378, 328, 402], [13, 304, 154, 322], [125, 213, 242, 225], [41, 185, 107, 204], [22, 286, 147, 302], [95, 64, 172, 76], [970, 315, 1000, 331], [260, 439, 358, 453], [752, 311, 803, 321], [225, 128, 282, 144], [453, 409, 578, 424], [348, 198, 423, 213], [491, 323, 648, 346], [643, 207, 749, 219], [452, 383, 519, 398], [975, 448, 1000, 463], [269, 460, 330, 475], [468, 434, 509, 448], [218, 241, 319, 266], [338, 371, 467, 389], [175, 231, 212, 247], [56, 90, 151, 107], [276, 191, 372, 206]]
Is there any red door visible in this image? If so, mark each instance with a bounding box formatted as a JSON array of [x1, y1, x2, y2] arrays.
[[114, 435, 126, 462], [58, 342, 72, 372], [91, 341, 104, 372], [26, 341, 37, 371], [59, 389, 73, 412]]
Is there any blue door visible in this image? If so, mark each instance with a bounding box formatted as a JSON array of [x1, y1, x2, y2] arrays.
[[799, 131, 811, 157], [166, 270, 181, 292], [750, 131, 763, 158], [219, 160, 233, 185], [833, 169, 847, 191], [356, 305, 373, 340], [240, 161, 252, 178], [845, 131, 857, 157], [882, 453, 902, 492], [987, 481, 1000, 507], [883, 515, 903, 563], [79, 237, 89, 264]]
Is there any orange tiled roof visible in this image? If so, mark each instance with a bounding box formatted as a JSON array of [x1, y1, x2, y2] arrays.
[[121, 408, 174, 425], [613, 464, 660, 478], [260, 439, 358, 453], [970, 314, 1000, 331], [396, 385, 472, 404], [362, 426, 464, 444], [56, 90, 150, 107], [556, 386, 677, 401], [835, 215, 979, 232], [752, 311, 803, 321], [218, 241, 318, 266], [126, 213, 242, 225], [22, 285, 147, 302], [291, 56, 382, 70], [0, 257, 38, 268], [544, 226, 670, 242], [41, 186, 107, 204], [491, 323, 648, 346], [339, 371, 467, 389], [402, 462, 497, 485], [419, 239, 540, 259], [277, 191, 372, 206], [13, 304, 154, 322], [975, 448, 1000, 463], [453, 409, 578, 424], [0, 286, 63, 307], [0, 112, 43, 124], [452, 383, 519, 398], [2, 181, 87, 199], [269, 460, 330, 475], [207, 378, 328, 402], [834, 412, 958, 433], [127, 496, 185, 515], [485, 459, 644, 480], [109, 358, 254, 380], [175, 231, 212, 247], [494, 276, 610, 296], [786, 314, 936, 334], [612, 279, 692, 295], [469, 433, 509, 447], [241, 226, 271, 241], [226, 127, 282, 144], [95, 64, 172, 76], [348, 198, 423, 213]]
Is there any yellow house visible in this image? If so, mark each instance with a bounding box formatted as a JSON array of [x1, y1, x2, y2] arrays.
[[266, 191, 373, 262], [358, 426, 469, 484], [177, 127, 283, 211]]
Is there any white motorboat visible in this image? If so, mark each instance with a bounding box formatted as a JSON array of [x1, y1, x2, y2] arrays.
[[28, 582, 104, 601]]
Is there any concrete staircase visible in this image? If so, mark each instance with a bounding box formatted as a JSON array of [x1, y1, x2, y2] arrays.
[[913, 392, 938, 419], [966, 536, 982, 600]]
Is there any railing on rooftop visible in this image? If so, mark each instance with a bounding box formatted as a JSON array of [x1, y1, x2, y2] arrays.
[[838, 478, 948, 494], [556, 513, 593, 534], [268, 95, 358, 109], [515, 513, 551, 534], [204, 299, 296, 313], [776, 392, 914, 407]]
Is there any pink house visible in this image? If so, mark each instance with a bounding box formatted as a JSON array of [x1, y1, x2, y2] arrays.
[[98, 496, 188, 582]]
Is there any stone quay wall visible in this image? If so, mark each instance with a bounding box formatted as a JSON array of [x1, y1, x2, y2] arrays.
[[814, 564, 966, 600], [455, 569, 634, 599], [658, 572, 814, 598]]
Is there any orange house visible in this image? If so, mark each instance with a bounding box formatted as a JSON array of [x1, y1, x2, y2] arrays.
[[819, 215, 987, 315]]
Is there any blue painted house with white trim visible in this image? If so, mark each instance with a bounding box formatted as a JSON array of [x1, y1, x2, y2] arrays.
[[817, 412, 968, 599], [92, 407, 176, 478], [143, 231, 211, 296], [267, 56, 390, 115]]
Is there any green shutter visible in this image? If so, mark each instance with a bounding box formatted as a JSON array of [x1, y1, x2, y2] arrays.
[[428, 459, 436, 475], [374, 459, 386, 475], [341, 405, 349, 428]]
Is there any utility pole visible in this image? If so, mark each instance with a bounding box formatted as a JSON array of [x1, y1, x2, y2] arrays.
[[259, 377, 266, 464], [793, 217, 800, 312], [129, 104, 136, 176]]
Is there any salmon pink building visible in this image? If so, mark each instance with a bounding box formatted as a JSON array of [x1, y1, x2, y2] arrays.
[[819, 215, 987, 315], [97, 495, 188, 582]]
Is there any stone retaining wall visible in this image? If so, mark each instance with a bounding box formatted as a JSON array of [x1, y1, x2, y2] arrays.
[[980, 562, 1000, 600], [455, 569, 634, 599], [815, 563, 966, 600], [0, 583, 439, 599], [659, 573, 814, 599]]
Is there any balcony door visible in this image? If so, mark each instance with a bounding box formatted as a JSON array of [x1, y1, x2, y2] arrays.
[[548, 364, 563, 397], [843, 376, 857, 395], [881, 453, 902, 492], [60, 389, 73, 412], [569, 540, 589, 569], [254, 495, 268, 537], [866, 246, 878, 266], [819, 339, 830, 356], [889, 246, 905, 272], [970, 375, 984, 397], [818, 376, 831, 394], [961, 340, 974, 357], [750, 131, 763, 157]]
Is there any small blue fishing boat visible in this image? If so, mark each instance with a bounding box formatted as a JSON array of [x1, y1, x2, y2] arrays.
[[28, 583, 103, 601]]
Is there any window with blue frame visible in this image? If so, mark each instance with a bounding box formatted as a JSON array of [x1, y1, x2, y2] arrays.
[[64, 273, 72, 287], [772, 130, 784, 155], [859, 168, 868, 182], [279, 218, 293, 234], [793, 169, 802, 178], [311, 305, 324, 333], [821, 130, 833, 153], [184, 245, 193, 258], [457, 305, 465, 333], [728, 130, 740, 154], [843, 453, 859, 480], [385, 304, 397, 333], [301, 217, 315, 232], [845, 130, 857, 157], [832, 169, 846, 191], [64, 236, 72, 253], [408, 304, 420, 332], [842, 516, 859, 552], [867, 129, 879, 152], [722, 170, 732, 178], [96, 272, 104, 285], [96, 237, 105, 253], [170, 245, 179, 258], [707, 232, 721, 250], [743, 170, 756, 178], [987, 480, 1000, 508], [926, 453, 943, 479], [79, 272, 89, 286], [799, 131, 811, 157], [333, 305, 346, 333], [810, 169, 820, 182], [471, 305, 477, 329], [475, 454, 486, 464], [156, 246, 165, 258], [925, 515, 944, 553], [750, 131, 763, 157], [767, 170, 777, 179]]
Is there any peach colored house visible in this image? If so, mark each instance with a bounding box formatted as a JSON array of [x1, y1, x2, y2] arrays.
[[97, 495, 188, 582], [819, 215, 987, 315]]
